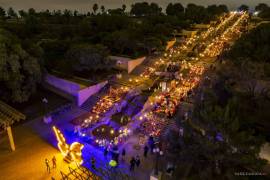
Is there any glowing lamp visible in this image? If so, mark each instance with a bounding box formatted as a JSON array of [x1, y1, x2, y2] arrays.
[[109, 160, 117, 167]]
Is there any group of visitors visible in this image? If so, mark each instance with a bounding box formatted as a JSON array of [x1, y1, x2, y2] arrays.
[[44, 156, 57, 173], [103, 145, 123, 163], [129, 136, 159, 171], [129, 155, 141, 171]]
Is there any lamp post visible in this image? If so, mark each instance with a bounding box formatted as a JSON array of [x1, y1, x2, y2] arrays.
[[153, 147, 163, 176]]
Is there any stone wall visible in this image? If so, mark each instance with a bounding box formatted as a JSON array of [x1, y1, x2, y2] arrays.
[[127, 56, 146, 73], [77, 81, 108, 106], [45, 74, 81, 96], [45, 74, 108, 106], [166, 39, 176, 51], [110, 56, 146, 73]]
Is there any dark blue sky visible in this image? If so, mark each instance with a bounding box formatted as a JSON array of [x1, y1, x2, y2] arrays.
[[1, 0, 270, 12]]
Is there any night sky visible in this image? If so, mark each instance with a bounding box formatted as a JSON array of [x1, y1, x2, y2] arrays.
[[0, 0, 270, 12]]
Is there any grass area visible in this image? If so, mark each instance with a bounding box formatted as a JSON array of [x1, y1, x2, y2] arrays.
[[10, 87, 71, 121]]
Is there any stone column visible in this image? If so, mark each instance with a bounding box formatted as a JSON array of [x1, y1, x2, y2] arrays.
[[7, 126, 15, 151]]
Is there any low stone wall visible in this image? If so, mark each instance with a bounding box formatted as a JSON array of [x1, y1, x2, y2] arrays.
[[45, 74, 108, 106], [166, 39, 176, 51], [45, 74, 81, 96], [77, 81, 108, 106], [127, 57, 146, 73], [110, 56, 146, 73]]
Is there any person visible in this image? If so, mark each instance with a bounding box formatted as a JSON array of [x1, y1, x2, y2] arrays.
[[148, 136, 155, 153], [52, 156, 56, 168], [166, 162, 175, 176], [143, 145, 149, 158], [45, 158, 50, 173], [115, 151, 119, 163], [135, 155, 140, 168], [91, 157, 96, 169], [104, 147, 108, 158], [121, 148, 126, 159], [129, 157, 136, 171]]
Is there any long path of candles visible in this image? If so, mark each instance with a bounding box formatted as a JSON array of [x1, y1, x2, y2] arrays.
[[72, 12, 249, 149], [137, 12, 249, 138]]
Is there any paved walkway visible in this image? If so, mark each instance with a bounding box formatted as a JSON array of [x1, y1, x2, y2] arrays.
[[0, 124, 76, 180], [0, 103, 164, 180]]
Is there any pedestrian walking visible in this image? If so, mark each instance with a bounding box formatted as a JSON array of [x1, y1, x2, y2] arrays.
[[135, 155, 140, 168], [121, 148, 126, 160], [148, 136, 155, 153], [104, 147, 108, 157], [143, 145, 149, 158], [91, 157, 96, 169], [129, 157, 136, 171], [52, 156, 56, 168], [115, 151, 119, 163], [45, 158, 50, 173]]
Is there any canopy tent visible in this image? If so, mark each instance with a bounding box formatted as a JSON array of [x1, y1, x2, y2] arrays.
[[0, 100, 26, 151]]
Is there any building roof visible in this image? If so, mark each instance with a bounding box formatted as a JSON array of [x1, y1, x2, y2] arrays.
[[0, 100, 26, 130]]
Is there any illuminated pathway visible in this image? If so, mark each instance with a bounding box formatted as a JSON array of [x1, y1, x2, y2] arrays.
[[40, 11, 250, 180]]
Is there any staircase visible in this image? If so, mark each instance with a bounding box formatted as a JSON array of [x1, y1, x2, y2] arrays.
[[80, 84, 110, 112]]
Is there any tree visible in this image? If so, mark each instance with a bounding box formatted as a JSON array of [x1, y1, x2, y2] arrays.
[[166, 3, 184, 17], [144, 37, 162, 55], [149, 3, 162, 16], [101, 5, 105, 14], [7, 7, 17, 18], [166, 95, 267, 179], [185, 4, 207, 23], [238, 4, 249, 12], [0, 7, 5, 18], [18, 10, 27, 18], [107, 9, 123, 16], [0, 29, 41, 102], [73, 10, 78, 17], [65, 44, 111, 72], [28, 8, 36, 16], [93, 3, 98, 15], [122, 4, 126, 12], [130, 2, 162, 16], [63, 9, 72, 17], [255, 3, 268, 12], [228, 23, 270, 63], [102, 30, 131, 54], [218, 4, 229, 13]]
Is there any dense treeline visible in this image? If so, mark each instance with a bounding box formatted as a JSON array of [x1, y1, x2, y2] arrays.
[[0, 2, 230, 103], [166, 22, 270, 178], [228, 23, 270, 64], [255, 3, 270, 19]]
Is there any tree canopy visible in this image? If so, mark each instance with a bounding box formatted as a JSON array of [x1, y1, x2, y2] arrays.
[[65, 44, 111, 72], [0, 29, 41, 102], [227, 23, 270, 63], [130, 2, 162, 16], [166, 3, 184, 17]]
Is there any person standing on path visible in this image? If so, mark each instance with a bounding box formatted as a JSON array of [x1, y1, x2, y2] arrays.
[[104, 147, 108, 158], [91, 157, 96, 169], [52, 156, 56, 168], [135, 155, 140, 168], [129, 157, 136, 171], [121, 148, 126, 160], [45, 158, 50, 173], [143, 145, 149, 158]]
